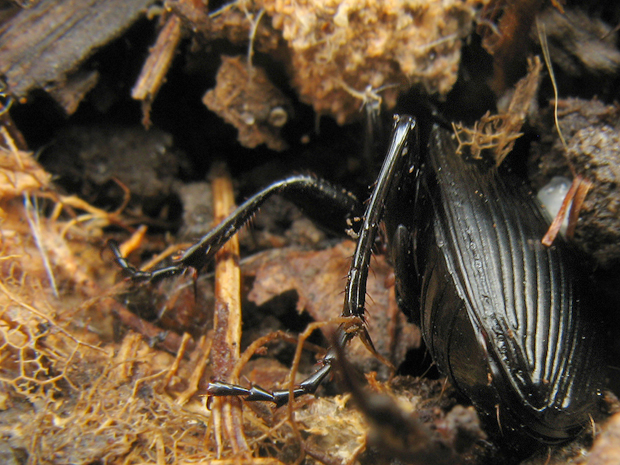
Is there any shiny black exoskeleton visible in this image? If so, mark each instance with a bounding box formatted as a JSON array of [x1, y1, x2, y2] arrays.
[[110, 115, 604, 444], [394, 122, 604, 443]]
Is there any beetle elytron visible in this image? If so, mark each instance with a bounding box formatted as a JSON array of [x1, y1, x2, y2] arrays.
[[111, 115, 604, 443]]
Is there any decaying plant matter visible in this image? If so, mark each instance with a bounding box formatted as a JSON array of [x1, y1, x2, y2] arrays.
[[203, 56, 293, 151], [529, 97, 620, 268], [2, 0, 620, 464], [453, 55, 542, 165], [136, 0, 485, 136], [257, 0, 480, 124]]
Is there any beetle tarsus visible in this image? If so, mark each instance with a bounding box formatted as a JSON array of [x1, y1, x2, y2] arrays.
[[206, 358, 333, 407], [108, 239, 185, 283]]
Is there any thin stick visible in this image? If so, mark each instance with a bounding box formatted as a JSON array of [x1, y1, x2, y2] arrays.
[[132, 14, 183, 127], [176, 334, 212, 406], [246, 9, 265, 75], [286, 316, 361, 465], [160, 332, 192, 391], [209, 164, 249, 455], [232, 330, 325, 381]]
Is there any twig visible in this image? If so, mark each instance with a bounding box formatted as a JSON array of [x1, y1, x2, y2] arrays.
[[246, 9, 265, 75], [209, 164, 249, 456], [132, 14, 184, 127], [232, 330, 325, 381], [286, 316, 361, 465], [566, 176, 592, 238]]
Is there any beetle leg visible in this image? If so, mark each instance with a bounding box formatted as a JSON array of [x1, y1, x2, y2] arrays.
[[343, 116, 417, 321], [179, 174, 363, 270], [206, 351, 335, 407], [110, 174, 363, 283]]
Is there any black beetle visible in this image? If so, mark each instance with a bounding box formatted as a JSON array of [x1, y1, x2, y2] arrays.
[[110, 115, 604, 444]]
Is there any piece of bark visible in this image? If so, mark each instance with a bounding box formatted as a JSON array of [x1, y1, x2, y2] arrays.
[[0, 0, 154, 104], [132, 14, 184, 128], [48, 69, 100, 115], [533, 8, 620, 78]]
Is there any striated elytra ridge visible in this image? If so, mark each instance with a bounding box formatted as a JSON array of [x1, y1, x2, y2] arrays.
[[412, 126, 604, 442]]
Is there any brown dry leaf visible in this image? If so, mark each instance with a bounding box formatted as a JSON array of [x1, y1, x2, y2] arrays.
[[244, 241, 420, 377]]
